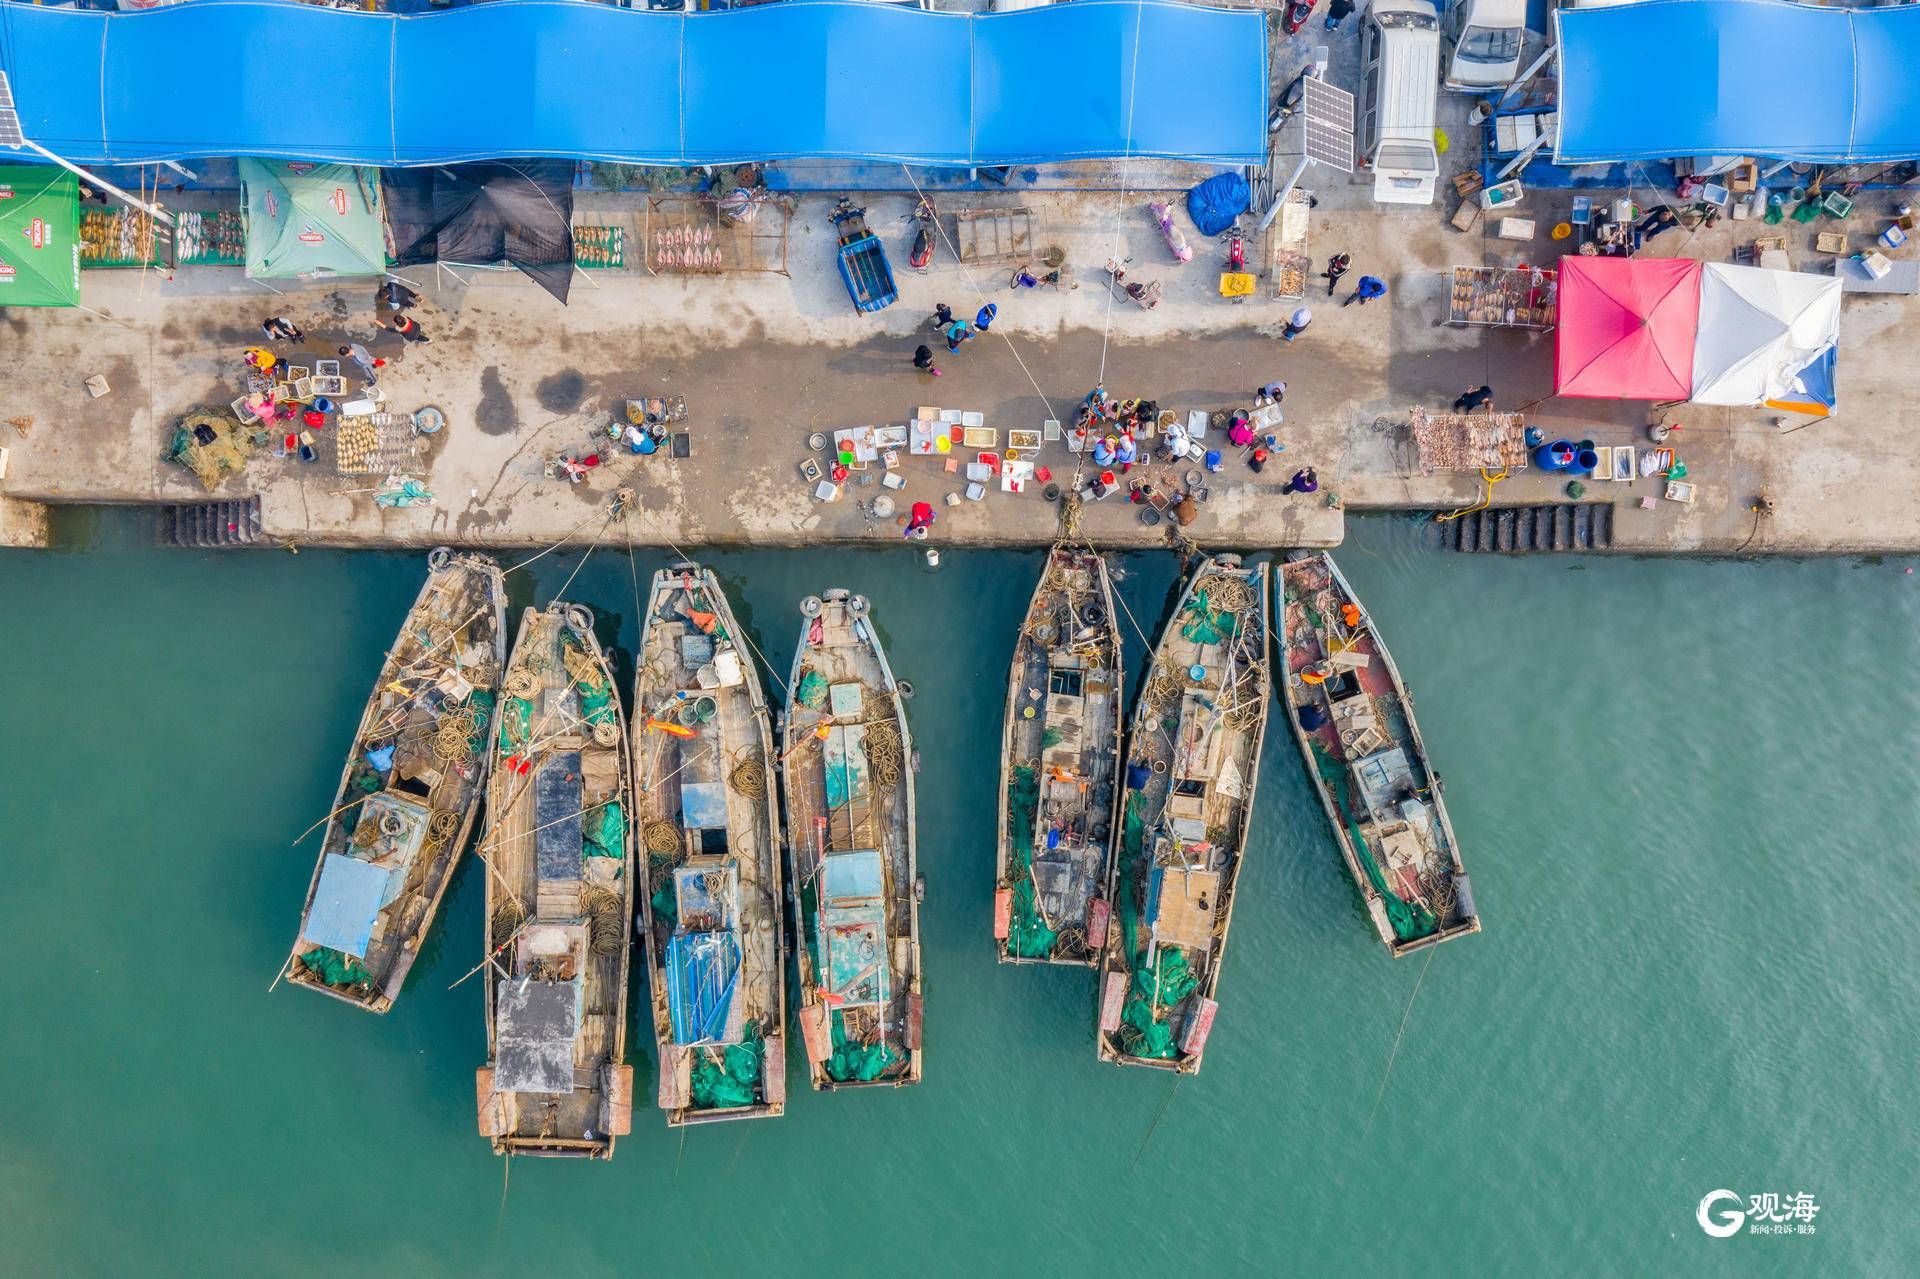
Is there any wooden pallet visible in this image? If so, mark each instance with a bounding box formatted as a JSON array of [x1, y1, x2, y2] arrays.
[[955, 206, 1036, 266]]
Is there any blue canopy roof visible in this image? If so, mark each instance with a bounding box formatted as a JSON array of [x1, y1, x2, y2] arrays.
[[0, 0, 1267, 167], [1556, 1, 1920, 165]]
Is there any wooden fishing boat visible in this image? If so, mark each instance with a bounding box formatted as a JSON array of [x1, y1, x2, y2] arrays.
[[783, 589, 923, 1090], [633, 564, 788, 1125], [995, 545, 1124, 966], [1097, 554, 1270, 1074], [475, 603, 634, 1158], [1276, 552, 1480, 957], [285, 548, 505, 1014]]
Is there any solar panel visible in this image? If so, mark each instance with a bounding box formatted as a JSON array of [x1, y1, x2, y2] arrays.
[[1301, 76, 1355, 173], [0, 72, 23, 148]]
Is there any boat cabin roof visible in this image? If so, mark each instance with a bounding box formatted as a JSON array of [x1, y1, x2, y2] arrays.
[[1148, 863, 1221, 951], [822, 847, 884, 905], [496, 977, 582, 1094], [299, 791, 432, 957]]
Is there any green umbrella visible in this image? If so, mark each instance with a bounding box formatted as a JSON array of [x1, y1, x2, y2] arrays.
[[0, 166, 80, 308], [241, 159, 385, 280]]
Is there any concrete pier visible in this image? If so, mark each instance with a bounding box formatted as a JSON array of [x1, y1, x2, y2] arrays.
[[3, 182, 1916, 557]]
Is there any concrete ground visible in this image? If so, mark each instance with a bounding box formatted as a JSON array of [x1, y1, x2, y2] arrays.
[[2, 28, 1916, 555]]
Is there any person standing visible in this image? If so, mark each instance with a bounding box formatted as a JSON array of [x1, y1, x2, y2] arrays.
[[975, 302, 997, 332], [903, 501, 936, 539], [260, 316, 304, 342], [1346, 275, 1388, 306], [376, 280, 419, 313], [932, 302, 954, 331], [913, 344, 942, 378], [1325, 0, 1355, 31], [1284, 465, 1319, 494], [1454, 384, 1494, 412], [1324, 252, 1352, 297], [944, 319, 972, 353], [339, 343, 381, 382], [1282, 306, 1313, 341], [388, 313, 430, 343]]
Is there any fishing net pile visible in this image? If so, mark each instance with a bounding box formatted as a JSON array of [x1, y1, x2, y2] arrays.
[[1111, 793, 1193, 1060], [299, 946, 372, 990], [690, 1030, 764, 1109], [826, 1010, 898, 1083], [1004, 765, 1059, 959]]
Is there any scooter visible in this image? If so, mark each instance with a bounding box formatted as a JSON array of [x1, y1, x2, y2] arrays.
[[1268, 74, 1308, 134], [906, 197, 936, 273], [1283, 0, 1317, 37], [1148, 201, 1193, 264]]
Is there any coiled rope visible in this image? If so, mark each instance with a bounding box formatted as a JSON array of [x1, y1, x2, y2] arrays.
[[644, 818, 682, 856]]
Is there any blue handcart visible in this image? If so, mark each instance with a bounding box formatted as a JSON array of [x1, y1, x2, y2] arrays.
[[829, 199, 897, 313]]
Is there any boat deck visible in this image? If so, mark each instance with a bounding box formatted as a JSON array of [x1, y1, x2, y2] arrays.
[[1277, 553, 1478, 955], [1098, 558, 1269, 1073], [634, 566, 787, 1125], [998, 546, 1122, 965], [786, 592, 922, 1090], [479, 605, 632, 1156], [288, 553, 504, 1013]]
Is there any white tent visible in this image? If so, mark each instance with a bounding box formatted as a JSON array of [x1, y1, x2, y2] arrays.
[[1690, 263, 1841, 408]]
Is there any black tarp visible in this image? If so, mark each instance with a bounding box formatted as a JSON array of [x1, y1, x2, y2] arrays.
[[383, 161, 575, 304]]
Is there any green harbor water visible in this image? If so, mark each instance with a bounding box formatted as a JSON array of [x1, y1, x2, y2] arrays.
[[1, 510, 1912, 1276]]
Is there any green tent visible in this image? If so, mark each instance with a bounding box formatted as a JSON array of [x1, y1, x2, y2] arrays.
[[0, 166, 80, 308], [240, 159, 384, 279]]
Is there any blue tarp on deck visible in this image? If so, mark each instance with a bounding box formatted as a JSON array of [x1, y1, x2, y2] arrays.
[[0, 0, 1268, 167], [1556, 0, 1920, 165]]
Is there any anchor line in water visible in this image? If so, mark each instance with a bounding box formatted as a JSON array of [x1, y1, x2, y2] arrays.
[[1366, 946, 1439, 1136]]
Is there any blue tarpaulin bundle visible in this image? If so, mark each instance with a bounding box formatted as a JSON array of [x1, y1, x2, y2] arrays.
[[1186, 172, 1251, 238]]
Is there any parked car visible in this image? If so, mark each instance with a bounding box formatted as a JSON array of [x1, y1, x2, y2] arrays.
[[1442, 0, 1526, 92], [1359, 0, 1442, 206]]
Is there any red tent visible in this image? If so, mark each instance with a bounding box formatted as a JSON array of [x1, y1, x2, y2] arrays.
[[1554, 256, 1701, 400]]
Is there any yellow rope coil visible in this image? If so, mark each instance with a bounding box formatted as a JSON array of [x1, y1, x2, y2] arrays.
[[729, 756, 768, 799], [644, 818, 682, 855]]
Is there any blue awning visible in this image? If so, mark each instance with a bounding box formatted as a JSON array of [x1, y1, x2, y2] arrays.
[[0, 0, 1267, 167], [1556, 0, 1920, 165]]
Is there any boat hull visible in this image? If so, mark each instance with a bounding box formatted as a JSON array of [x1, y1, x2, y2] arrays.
[[285, 550, 506, 1014], [782, 589, 923, 1091], [1096, 555, 1271, 1074], [633, 564, 790, 1127], [995, 545, 1124, 967], [1276, 552, 1481, 957], [478, 603, 635, 1158]]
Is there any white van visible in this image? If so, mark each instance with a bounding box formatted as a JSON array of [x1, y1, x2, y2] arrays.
[[1442, 0, 1527, 92], [1358, 0, 1442, 206]]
